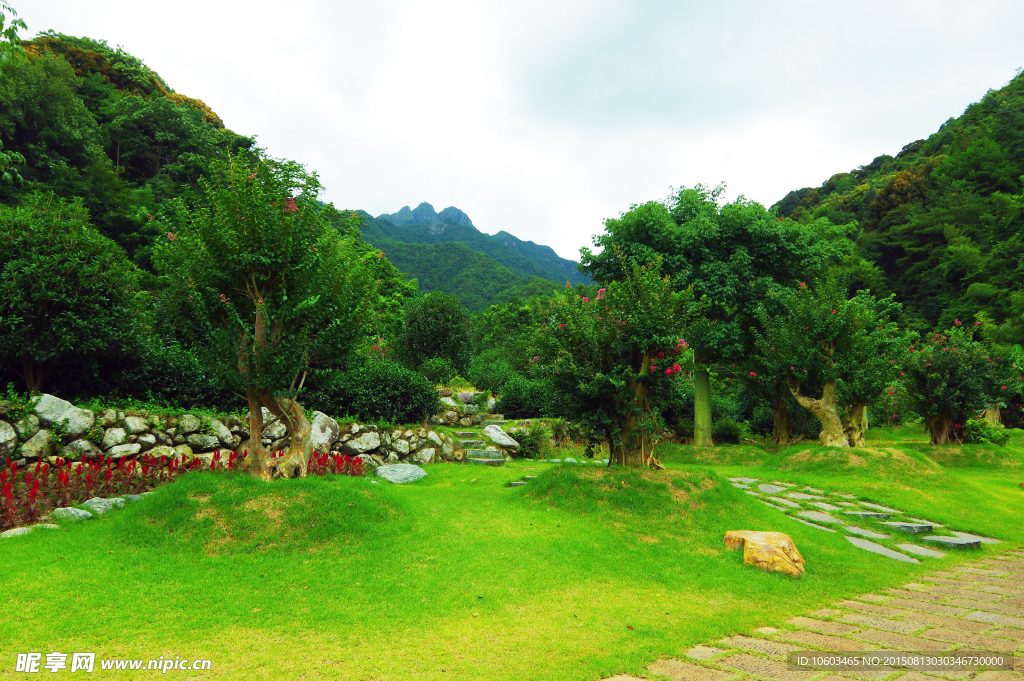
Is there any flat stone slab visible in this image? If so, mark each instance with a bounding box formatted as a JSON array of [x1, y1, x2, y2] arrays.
[[846, 536, 919, 563], [718, 635, 800, 657], [838, 613, 926, 634], [801, 487, 824, 494], [879, 521, 932, 534], [798, 510, 842, 524], [787, 616, 861, 636], [834, 494, 857, 499], [119, 494, 145, 504], [454, 431, 478, 438], [837, 502, 859, 507], [375, 463, 427, 484], [731, 483, 751, 489], [51, 507, 93, 521], [845, 526, 889, 540], [765, 497, 801, 508], [744, 491, 760, 496], [811, 502, 843, 511], [760, 501, 791, 512], [844, 511, 892, 519], [859, 502, 900, 513], [769, 481, 795, 487], [30, 524, 59, 531], [523, 476, 536, 480], [465, 449, 504, 459], [785, 492, 825, 500], [1, 527, 32, 538], [468, 458, 505, 467], [729, 477, 760, 484], [909, 517, 943, 528], [82, 497, 126, 516], [458, 440, 486, 448], [684, 645, 725, 660], [965, 610, 1024, 628], [950, 531, 1000, 544], [897, 544, 944, 558], [796, 519, 836, 533], [508, 481, 527, 487], [648, 658, 736, 681], [758, 484, 788, 494], [718, 653, 816, 680], [923, 535, 981, 549]]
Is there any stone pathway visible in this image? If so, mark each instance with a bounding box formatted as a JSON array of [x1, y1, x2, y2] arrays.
[[606, 550, 1024, 681], [729, 478, 999, 563]]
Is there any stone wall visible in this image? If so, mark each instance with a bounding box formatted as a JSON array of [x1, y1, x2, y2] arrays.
[[0, 391, 512, 469]]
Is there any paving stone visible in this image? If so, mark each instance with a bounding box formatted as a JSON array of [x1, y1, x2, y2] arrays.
[[745, 491, 761, 496], [965, 610, 1024, 628], [775, 630, 867, 652], [838, 613, 926, 633], [765, 497, 802, 508], [945, 599, 1024, 617], [769, 481, 795, 487], [919, 627, 1017, 652], [885, 589, 950, 602], [648, 658, 736, 681], [799, 510, 842, 524], [797, 519, 838, 533], [893, 674, 948, 681], [923, 536, 981, 549], [717, 636, 800, 657], [732, 483, 751, 489], [716, 654, 815, 681], [812, 502, 843, 511], [972, 673, 1023, 681], [845, 511, 892, 519], [989, 627, 1024, 641], [1008, 596, 1024, 607], [838, 502, 860, 507], [814, 609, 844, 618], [860, 594, 893, 603], [786, 617, 861, 635], [603, 676, 646, 681], [802, 487, 824, 493], [908, 518, 944, 528], [755, 627, 781, 635], [880, 522, 933, 534], [860, 502, 900, 513], [852, 628, 949, 651], [846, 536, 920, 563], [760, 500, 792, 512], [838, 600, 904, 617], [939, 571, 1024, 589], [885, 598, 968, 617], [729, 477, 760, 484], [957, 566, 1010, 577], [949, 531, 1000, 545], [834, 494, 858, 499], [846, 526, 890, 540], [898, 544, 944, 558], [786, 492, 826, 500], [895, 610, 994, 633], [685, 645, 726, 660], [758, 484, 788, 494], [924, 585, 1004, 601]]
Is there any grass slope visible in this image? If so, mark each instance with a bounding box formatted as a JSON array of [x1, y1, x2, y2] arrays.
[[1, 429, 1022, 680]]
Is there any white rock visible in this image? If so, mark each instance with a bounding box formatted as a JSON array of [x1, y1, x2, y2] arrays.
[[309, 411, 339, 453], [1, 527, 32, 538], [208, 419, 232, 447], [392, 439, 410, 455], [427, 431, 443, 447], [136, 433, 157, 451], [178, 414, 201, 433], [15, 414, 39, 439], [32, 394, 74, 425], [99, 409, 118, 427], [102, 427, 127, 450], [51, 507, 93, 521], [123, 416, 150, 434], [344, 431, 381, 454], [147, 445, 176, 460], [61, 439, 101, 460], [186, 433, 219, 451], [0, 420, 17, 458], [441, 396, 458, 407], [410, 447, 435, 464], [82, 497, 126, 516], [107, 443, 142, 459], [482, 424, 520, 450], [375, 463, 427, 484], [21, 429, 56, 458]]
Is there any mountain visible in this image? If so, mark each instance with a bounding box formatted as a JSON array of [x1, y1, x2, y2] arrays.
[[773, 71, 1024, 342]]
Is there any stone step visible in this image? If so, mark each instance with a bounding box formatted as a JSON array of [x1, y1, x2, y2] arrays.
[[483, 414, 504, 420], [482, 420, 510, 427], [468, 458, 505, 467], [454, 431, 479, 438], [458, 440, 486, 449], [466, 449, 504, 460], [508, 481, 527, 487]]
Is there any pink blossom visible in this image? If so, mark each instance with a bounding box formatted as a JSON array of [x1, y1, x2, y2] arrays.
[[799, 282, 806, 288], [954, 318, 962, 326], [673, 364, 681, 372], [899, 371, 904, 376], [975, 321, 981, 326], [1001, 385, 1008, 389], [889, 391, 894, 395], [750, 371, 756, 377], [583, 297, 589, 303], [665, 368, 672, 376]]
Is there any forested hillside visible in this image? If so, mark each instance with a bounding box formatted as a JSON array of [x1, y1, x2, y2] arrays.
[[774, 71, 1024, 343]]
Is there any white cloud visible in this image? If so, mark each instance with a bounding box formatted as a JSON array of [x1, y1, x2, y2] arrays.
[[19, 0, 1024, 260]]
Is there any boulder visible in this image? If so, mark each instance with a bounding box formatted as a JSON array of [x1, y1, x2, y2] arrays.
[[426, 431, 443, 447], [173, 444, 194, 460], [458, 417, 474, 427], [486, 397, 497, 412], [22, 429, 56, 458], [187, 433, 220, 451], [99, 409, 118, 427], [208, 419, 232, 447], [723, 530, 805, 578], [82, 497, 126, 516], [136, 433, 157, 451], [51, 507, 93, 522], [482, 424, 520, 450], [61, 439, 102, 460], [147, 445, 176, 461], [101, 428, 127, 450], [386, 452, 400, 464], [440, 396, 458, 407], [375, 463, 427, 484], [107, 443, 142, 459], [33, 395, 95, 439], [32, 394, 75, 425], [178, 414, 201, 434], [123, 416, 150, 435], [15, 414, 39, 440], [309, 411, 340, 453], [464, 405, 479, 415], [120, 494, 145, 504], [441, 436, 455, 460], [344, 431, 381, 454], [392, 439, 410, 456], [1, 527, 32, 538], [0, 420, 17, 458], [457, 391, 477, 404], [410, 447, 435, 464]]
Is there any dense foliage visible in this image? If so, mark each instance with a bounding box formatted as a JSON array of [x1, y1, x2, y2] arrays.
[[304, 360, 439, 425], [395, 291, 474, 376]]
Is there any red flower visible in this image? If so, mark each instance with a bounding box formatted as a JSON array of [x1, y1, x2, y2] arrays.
[[665, 368, 672, 376], [954, 318, 962, 326], [673, 364, 681, 372], [750, 371, 756, 377]]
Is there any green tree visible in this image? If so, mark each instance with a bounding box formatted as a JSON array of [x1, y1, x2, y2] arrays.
[[533, 256, 697, 466], [394, 291, 473, 376], [0, 193, 138, 393], [580, 185, 850, 446], [0, 2, 26, 66], [154, 153, 374, 479]]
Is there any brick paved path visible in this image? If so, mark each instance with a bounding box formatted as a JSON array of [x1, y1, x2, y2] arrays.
[[606, 549, 1024, 681]]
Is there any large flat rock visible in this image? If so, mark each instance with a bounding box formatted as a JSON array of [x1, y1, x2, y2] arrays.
[[797, 510, 841, 524], [879, 521, 932, 534], [859, 502, 899, 513], [844, 526, 889, 539], [923, 535, 981, 549], [785, 492, 824, 500], [844, 510, 891, 519], [375, 463, 427, 484], [765, 497, 801, 508], [845, 536, 919, 563], [897, 543, 944, 558], [757, 483, 787, 494]]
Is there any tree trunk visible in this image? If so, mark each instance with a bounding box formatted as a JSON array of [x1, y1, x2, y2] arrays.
[[926, 411, 957, 445], [693, 347, 713, 446], [242, 389, 314, 480], [609, 378, 654, 467], [20, 358, 49, 394], [786, 377, 849, 448], [984, 404, 1001, 425], [842, 401, 868, 447], [771, 398, 791, 445]]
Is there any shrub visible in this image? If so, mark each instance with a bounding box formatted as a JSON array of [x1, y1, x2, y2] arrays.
[[511, 422, 549, 459], [448, 375, 473, 390], [419, 357, 456, 385], [712, 417, 742, 444], [548, 417, 571, 445], [469, 349, 519, 395], [395, 291, 473, 375], [496, 375, 550, 419], [304, 360, 439, 424], [964, 418, 1010, 446]]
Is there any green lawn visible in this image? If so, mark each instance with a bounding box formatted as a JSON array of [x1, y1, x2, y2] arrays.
[[2, 428, 1022, 680]]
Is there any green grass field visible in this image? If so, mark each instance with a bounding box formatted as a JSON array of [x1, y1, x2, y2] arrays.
[[2, 426, 1022, 680]]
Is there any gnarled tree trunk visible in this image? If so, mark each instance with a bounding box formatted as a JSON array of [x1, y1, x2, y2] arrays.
[[771, 398, 791, 445], [242, 389, 314, 480], [609, 366, 657, 467], [925, 410, 960, 445], [693, 346, 713, 446], [786, 376, 849, 448], [842, 401, 868, 447], [983, 403, 1001, 425]]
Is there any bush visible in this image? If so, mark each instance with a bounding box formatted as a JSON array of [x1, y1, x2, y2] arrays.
[[395, 291, 473, 375], [448, 375, 473, 390], [964, 418, 1010, 446], [496, 375, 550, 419], [469, 349, 519, 395], [303, 360, 439, 424], [712, 417, 742, 444], [511, 422, 549, 459], [419, 357, 456, 385]]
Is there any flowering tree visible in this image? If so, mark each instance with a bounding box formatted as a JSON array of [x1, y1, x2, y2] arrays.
[[532, 256, 697, 467], [903, 325, 996, 444], [753, 276, 907, 447], [154, 154, 373, 479]]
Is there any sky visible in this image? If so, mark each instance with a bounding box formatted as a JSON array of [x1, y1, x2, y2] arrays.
[[19, 0, 1024, 261]]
